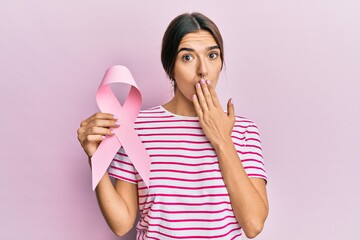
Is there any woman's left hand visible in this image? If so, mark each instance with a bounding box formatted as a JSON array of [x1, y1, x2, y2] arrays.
[[192, 79, 236, 149]]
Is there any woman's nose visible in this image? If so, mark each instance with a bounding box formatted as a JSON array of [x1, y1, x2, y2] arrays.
[[197, 58, 208, 79]]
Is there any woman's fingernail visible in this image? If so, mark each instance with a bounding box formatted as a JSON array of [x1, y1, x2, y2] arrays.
[[115, 121, 121, 125], [206, 80, 210, 85], [196, 83, 200, 88], [111, 130, 115, 134], [113, 115, 118, 119], [200, 79, 205, 84], [102, 136, 105, 139]]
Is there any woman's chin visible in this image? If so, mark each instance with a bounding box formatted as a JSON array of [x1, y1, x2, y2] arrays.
[[174, 88, 196, 104]]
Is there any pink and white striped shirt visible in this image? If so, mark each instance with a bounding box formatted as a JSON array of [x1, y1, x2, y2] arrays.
[[108, 106, 267, 239]]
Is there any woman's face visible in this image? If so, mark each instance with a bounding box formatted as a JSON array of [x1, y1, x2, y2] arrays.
[[173, 30, 222, 101]]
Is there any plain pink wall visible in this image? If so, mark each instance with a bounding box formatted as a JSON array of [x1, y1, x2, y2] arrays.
[[1, 0, 359, 239]]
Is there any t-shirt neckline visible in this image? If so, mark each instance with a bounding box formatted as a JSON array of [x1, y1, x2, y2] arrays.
[[159, 105, 199, 120]]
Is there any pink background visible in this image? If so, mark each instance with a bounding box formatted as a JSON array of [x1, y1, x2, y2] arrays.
[[1, 0, 359, 239]]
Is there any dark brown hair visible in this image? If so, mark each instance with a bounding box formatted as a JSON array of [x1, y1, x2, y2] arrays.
[[161, 12, 224, 91]]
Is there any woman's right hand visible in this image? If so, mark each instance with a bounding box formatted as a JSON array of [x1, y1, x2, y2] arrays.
[[77, 112, 120, 161]]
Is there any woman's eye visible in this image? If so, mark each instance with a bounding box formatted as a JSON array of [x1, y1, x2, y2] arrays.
[[182, 54, 194, 62], [209, 52, 218, 59]]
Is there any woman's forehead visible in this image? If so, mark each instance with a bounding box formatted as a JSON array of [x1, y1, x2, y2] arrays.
[[179, 30, 217, 49]]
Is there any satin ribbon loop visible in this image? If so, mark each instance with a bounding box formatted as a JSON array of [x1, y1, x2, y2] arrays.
[[91, 65, 151, 190]]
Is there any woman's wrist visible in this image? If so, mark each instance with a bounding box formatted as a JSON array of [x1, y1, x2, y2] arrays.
[[212, 137, 234, 153]]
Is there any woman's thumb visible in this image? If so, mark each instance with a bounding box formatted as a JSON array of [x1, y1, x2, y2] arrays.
[[227, 98, 235, 118]]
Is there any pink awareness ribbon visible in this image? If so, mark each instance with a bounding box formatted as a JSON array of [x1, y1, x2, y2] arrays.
[[91, 65, 151, 190]]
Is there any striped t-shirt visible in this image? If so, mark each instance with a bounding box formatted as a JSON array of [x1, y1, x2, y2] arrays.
[[108, 106, 267, 239]]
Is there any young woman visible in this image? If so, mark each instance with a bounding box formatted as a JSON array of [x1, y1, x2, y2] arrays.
[[77, 12, 269, 239]]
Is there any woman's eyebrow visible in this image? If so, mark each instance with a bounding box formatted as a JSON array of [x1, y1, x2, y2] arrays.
[[207, 45, 220, 51], [177, 47, 194, 53], [177, 45, 220, 54]]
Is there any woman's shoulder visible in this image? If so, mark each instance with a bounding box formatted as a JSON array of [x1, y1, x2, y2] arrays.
[[232, 114, 262, 144], [234, 115, 257, 128], [232, 114, 262, 140]]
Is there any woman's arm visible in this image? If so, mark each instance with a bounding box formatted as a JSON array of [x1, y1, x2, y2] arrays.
[[95, 172, 138, 236], [213, 140, 268, 238], [77, 113, 138, 236], [192, 79, 269, 238]]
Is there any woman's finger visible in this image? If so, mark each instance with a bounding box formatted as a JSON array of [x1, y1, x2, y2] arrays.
[[207, 81, 221, 108], [84, 134, 106, 143], [85, 126, 115, 136], [192, 94, 204, 119], [195, 82, 209, 112], [81, 112, 118, 127], [87, 119, 121, 128], [200, 79, 214, 108]]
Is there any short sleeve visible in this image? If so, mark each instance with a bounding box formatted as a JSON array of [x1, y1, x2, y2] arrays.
[[232, 117, 268, 182], [107, 147, 137, 184]]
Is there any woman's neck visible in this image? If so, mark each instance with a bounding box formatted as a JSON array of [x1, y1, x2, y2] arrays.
[[162, 89, 197, 117]]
